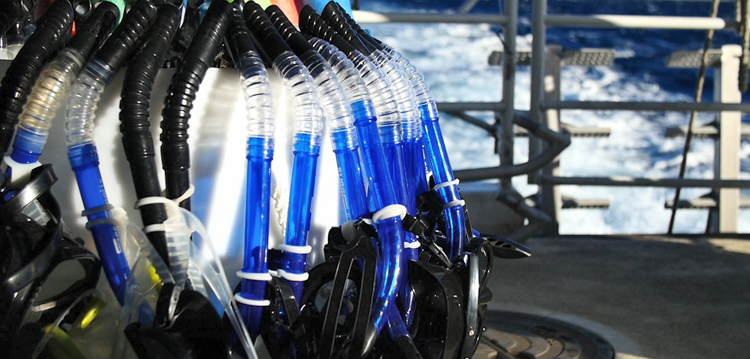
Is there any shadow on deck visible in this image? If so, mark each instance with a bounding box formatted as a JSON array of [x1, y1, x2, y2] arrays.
[[476, 235, 750, 359]]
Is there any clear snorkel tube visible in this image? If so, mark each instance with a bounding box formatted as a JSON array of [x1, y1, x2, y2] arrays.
[[326, 3, 467, 261], [65, 0, 158, 304], [244, 0, 324, 334], [308, 36, 419, 331]]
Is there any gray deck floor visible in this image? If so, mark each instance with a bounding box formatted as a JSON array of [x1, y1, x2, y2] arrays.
[[483, 236, 750, 359]]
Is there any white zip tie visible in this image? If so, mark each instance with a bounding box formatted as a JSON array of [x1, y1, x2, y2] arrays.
[[234, 293, 270, 307], [404, 241, 422, 249], [278, 244, 312, 254], [372, 204, 407, 223], [143, 224, 167, 234], [162, 184, 195, 206], [81, 203, 115, 217], [135, 185, 195, 233], [135, 196, 173, 208], [277, 269, 309, 282], [236, 271, 273, 282], [85, 217, 119, 230], [443, 199, 466, 210], [433, 178, 459, 191]]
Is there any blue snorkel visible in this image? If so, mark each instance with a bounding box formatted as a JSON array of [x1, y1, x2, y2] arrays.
[[267, 5, 368, 222], [244, 0, 325, 327], [65, 0, 158, 304], [327, 2, 467, 261], [299, 6, 416, 345], [225, 3, 276, 340]]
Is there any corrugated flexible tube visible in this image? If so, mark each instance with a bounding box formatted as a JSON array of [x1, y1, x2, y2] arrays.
[[0, 0, 73, 159], [119, 4, 181, 267], [228, 4, 276, 340], [298, 6, 411, 338], [341, 6, 467, 261], [65, 0, 158, 304]]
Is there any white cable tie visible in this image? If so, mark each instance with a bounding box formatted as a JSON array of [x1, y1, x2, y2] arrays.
[[277, 269, 309, 282], [234, 293, 270, 307], [162, 184, 195, 205], [85, 217, 120, 230], [443, 199, 466, 210], [135, 196, 173, 209], [81, 203, 115, 217], [433, 178, 460, 191], [278, 244, 312, 254], [269, 270, 279, 278], [361, 218, 373, 225], [404, 241, 422, 249], [236, 271, 273, 282], [372, 204, 407, 223], [143, 224, 167, 234]]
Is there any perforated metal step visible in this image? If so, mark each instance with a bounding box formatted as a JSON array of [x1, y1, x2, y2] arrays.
[[666, 49, 722, 68], [664, 194, 750, 209], [562, 195, 610, 209], [664, 122, 750, 138], [489, 49, 615, 67]]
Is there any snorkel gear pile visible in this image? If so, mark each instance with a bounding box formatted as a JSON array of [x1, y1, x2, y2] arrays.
[[0, 1, 530, 358]]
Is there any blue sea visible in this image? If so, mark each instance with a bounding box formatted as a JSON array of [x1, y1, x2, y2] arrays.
[[357, 0, 750, 234]]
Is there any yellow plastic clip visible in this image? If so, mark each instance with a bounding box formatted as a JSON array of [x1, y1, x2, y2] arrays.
[[73, 296, 107, 330]]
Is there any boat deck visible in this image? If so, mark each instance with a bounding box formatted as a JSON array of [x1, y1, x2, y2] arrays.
[[478, 235, 750, 359]]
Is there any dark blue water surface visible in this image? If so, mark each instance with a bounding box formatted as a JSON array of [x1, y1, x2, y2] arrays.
[[360, 0, 747, 103]]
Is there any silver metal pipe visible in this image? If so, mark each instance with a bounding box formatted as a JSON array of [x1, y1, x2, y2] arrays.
[[444, 111, 495, 134], [501, 0, 518, 189], [544, 100, 750, 112], [497, 188, 552, 241], [352, 11, 509, 24], [539, 175, 750, 188], [352, 12, 735, 31], [546, 15, 738, 30], [455, 116, 571, 182], [529, 0, 547, 175], [436, 101, 507, 112]]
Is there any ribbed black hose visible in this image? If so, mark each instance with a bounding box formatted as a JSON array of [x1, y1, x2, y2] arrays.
[[94, 0, 157, 70], [160, 0, 233, 210], [0, 0, 73, 158], [226, 5, 256, 63], [243, 1, 293, 61], [266, 5, 315, 56], [119, 4, 180, 266], [331, 2, 383, 50], [319, 2, 375, 55], [0, 0, 20, 37], [67, 1, 120, 61], [298, 5, 359, 56]]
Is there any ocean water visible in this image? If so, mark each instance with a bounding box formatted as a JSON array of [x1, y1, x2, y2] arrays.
[[357, 0, 750, 234]]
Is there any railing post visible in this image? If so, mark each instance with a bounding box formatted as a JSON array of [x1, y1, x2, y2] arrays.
[[500, 0, 518, 189], [540, 45, 562, 235], [709, 44, 742, 233], [528, 0, 547, 184]]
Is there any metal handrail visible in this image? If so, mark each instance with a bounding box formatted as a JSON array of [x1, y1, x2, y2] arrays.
[[539, 175, 750, 188], [353, 0, 747, 235], [543, 100, 750, 112], [353, 11, 737, 30], [454, 115, 571, 181]]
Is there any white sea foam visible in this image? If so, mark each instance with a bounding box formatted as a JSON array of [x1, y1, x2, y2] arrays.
[[364, 22, 750, 234]]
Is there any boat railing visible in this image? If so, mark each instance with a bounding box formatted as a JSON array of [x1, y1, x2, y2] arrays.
[[353, 0, 749, 236]]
